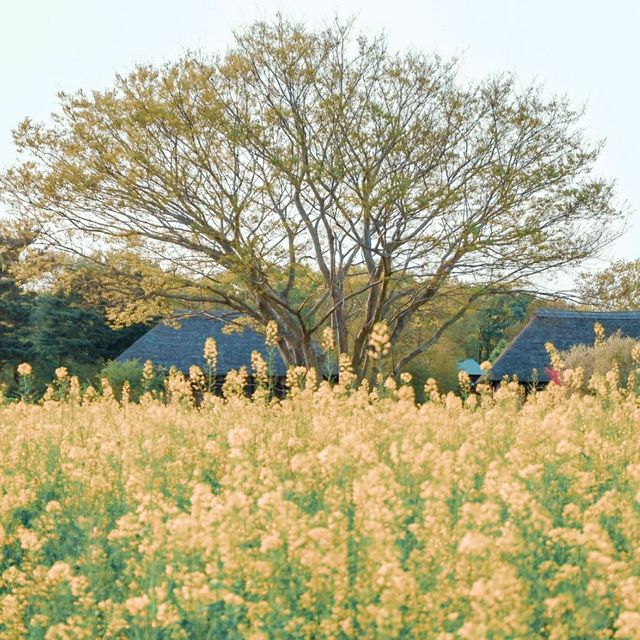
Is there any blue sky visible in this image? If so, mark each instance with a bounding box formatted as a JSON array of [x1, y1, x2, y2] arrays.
[[1, 0, 638, 275]]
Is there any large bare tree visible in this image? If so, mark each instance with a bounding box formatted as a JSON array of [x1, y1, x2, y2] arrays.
[[0, 18, 623, 377]]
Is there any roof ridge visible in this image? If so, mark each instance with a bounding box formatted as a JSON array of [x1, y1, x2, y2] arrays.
[[536, 308, 640, 318], [169, 309, 245, 318]]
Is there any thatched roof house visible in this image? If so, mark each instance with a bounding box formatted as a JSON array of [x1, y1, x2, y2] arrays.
[[116, 314, 288, 376], [489, 309, 640, 384]]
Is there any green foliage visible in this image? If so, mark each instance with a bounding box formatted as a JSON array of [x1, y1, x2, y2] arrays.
[[0, 278, 32, 365], [30, 295, 112, 367], [403, 293, 532, 395], [99, 359, 165, 401], [98, 359, 144, 400], [475, 295, 531, 362], [12, 248, 181, 328], [0, 222, 37, 368], [0, 224, 153, 398], [0, 292, 150, 399], [488, 338, 508, 363]]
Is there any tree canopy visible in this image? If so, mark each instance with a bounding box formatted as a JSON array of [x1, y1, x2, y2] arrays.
[[580, 259, 640, 310], [0, 223, 35, 368], [0, 223, 149, 394], [0, 18, 623, 378]]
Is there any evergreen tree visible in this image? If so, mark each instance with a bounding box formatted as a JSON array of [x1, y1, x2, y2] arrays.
[[29, 294, 148, 371], [0, 224, 36, 369], [0, 273, 33, 367]]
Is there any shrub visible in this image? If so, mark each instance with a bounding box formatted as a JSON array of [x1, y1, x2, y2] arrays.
[[562, 332, 640, 394], [97, 359, 168, 401]]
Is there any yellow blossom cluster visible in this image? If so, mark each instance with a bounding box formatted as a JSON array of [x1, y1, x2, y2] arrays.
[[368, 321, 391, 360], [321, 326, 335, 353], [251, 350, 269, 389], [337, 353, 356, 388], [222, 366, 248, 398], [17, 362, 32, 377], [142, 359, 155, 384], [203, 337, 218, 369], [265, 321, 279, 348], [1, 367, 640, 637], [457, 370, 472, 397], [54, 367, 68, 381], [594, 321, 606, 346], [545, 341, 565, 373], [188, 365, 205, 390]]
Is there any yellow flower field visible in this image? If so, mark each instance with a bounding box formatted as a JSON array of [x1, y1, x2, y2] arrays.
[[1, 380, 640, 639]]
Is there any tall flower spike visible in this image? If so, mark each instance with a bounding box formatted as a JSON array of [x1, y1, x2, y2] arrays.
[[368, 322, 391, 360], [265, 321, 279, 348], [204, 337, 218, 369], [321, 326, 335, 353], [142, 360, 155, 383], [189, 365, 205, 388], [545, 342, 564, 371], [424, 377, 440, 402], [55, 367, 69, 380], [338, 353, 356, 387], [251, 350, 269, 388], [17, 362, 32, 377], [458, 370, 471, 397]]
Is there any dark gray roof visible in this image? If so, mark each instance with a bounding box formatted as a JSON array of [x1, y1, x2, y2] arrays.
[[116, 313, 289, 375], [490, 309, 640, 383]]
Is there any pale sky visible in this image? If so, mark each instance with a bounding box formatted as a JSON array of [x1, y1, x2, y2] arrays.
[[1, 0, 638, 278]]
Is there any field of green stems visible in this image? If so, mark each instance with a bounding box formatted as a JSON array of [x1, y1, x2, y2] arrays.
[[2, 358, 640, 639]]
